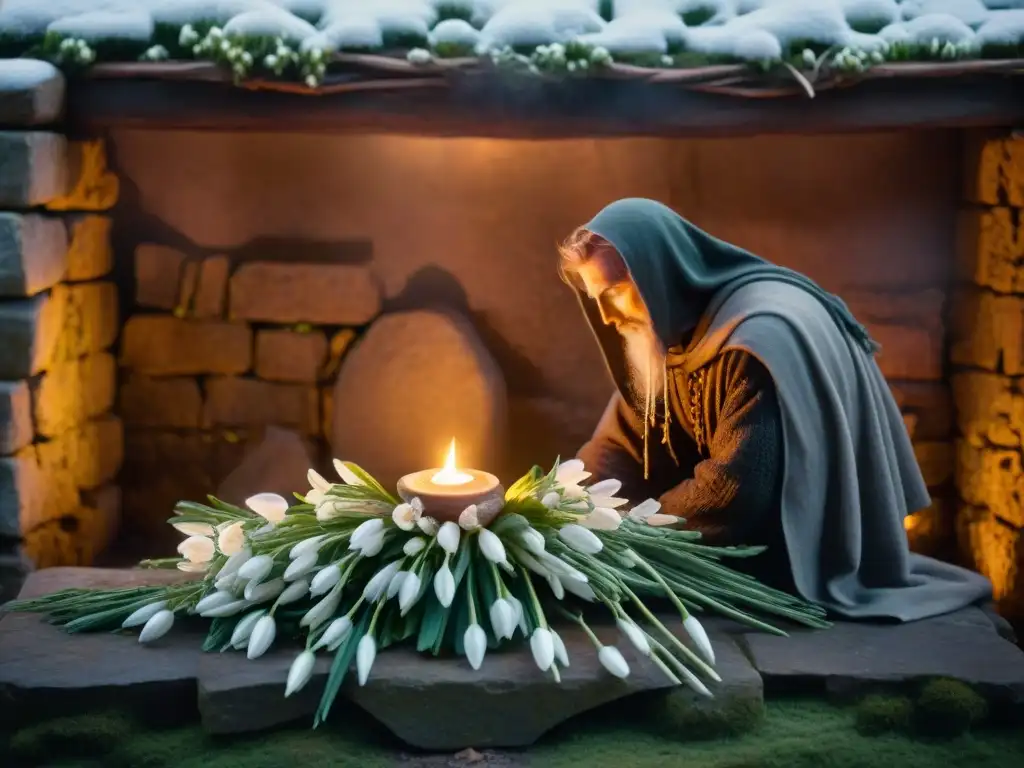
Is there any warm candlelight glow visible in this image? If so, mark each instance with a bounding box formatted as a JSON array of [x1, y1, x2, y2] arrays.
[[431, 439, 474, 486]]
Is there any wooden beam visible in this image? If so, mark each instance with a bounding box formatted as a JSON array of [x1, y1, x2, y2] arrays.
[[65, 73, 1024, 138]]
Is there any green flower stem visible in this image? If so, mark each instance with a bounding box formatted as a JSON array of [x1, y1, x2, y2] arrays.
[[647, 635, 699, 684], [367, 594, 387, 634], [466, 558, 478, 625], [647, 648, 683, 685], [520, 568, 548, 630], [489, 561, 509, 599], [630, 550, 692, 620]]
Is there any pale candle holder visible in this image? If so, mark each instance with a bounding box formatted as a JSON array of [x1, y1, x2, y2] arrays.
[[396, 469, 506, 527]]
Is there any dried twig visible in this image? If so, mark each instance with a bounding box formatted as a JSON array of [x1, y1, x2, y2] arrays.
[[783, 62, 816, 99]]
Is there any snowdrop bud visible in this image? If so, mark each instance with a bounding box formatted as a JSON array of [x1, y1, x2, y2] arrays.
[[683, 615, 715, 665], [561, 577, 597, 602], [508, 594, 527, 635], [300, 589, 342, 630], [477, 529, 507, 565], [464, 624, 487, 670], [178, 535, 215, 563], [801, 48, 815, 67], [122, 600, 168, 628], [237, 554, 274, 583], [363, 561, 402, 603], [437, 521, 461, 554], [285, 650, 316, 697], [387, 570, 408, 600], [403, 537, 427, 556], [547, 574, 565, 600], [216, 521, 246, 556], [530, 628, 555, 671], [398, 572, 423, 615], [617, 619, 651, 656], [433, 563, 455, 608], [247, 615, 277, 659], [194, 590, 237, 614], [245, 577, 285, 603], [316, 615, 352, 651], [598, 646, 630, 679], [349, 518, 384, 548], [333, 458, 364, 486], [138, 609, 175, 643], [358, 530, 385, 557], [551, 630, 569, 667], [277, 578, 310, 605], [558, 524, 603, 555], [231, 610, 265, 647], [284, 552, 318, 581], [417, 516, 440, 536], [519, 527, 546, 555], [219, 546, 252, 578], [289, 535, 326, 560], [489, 598, 516, 640], [310, 563, 341, 596], [172, 521, 214, 537], [540, 491, 560, 508], [458, 505, 480, 531], [646, 514, 680, 527], [307, 468, 330, 493], [356, 635, 377, 686], [200, 599, 250, 618], [582, 506, 623, 530]]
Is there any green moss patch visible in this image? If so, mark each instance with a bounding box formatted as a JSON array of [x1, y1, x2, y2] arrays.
[[914, 678, 989, 739], [855, 694, 914, 736]]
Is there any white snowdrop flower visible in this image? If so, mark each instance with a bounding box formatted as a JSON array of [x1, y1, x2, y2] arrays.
[[300, 589, 342, 630], [617, 619, 651, 656], [434, 562, 456, 607], [418, 516, 440, 536], [285, 650, 316, 697], [512, 547, 551, 579], [200, 599, 250, 618], [209, 27, 223, 40], [315, 615, 352, 651], [477, 528, 507, 566], [138, 609, 175, 643], [244, 577, 285, 603], [171, 520, 214, 537], [363, 561, 402, 603], [398, 572, 423, 615], [305, 467, 330, 502], [437, 521, 461, 554], [646, 514, 681, 527], [332, 458, 364, 486], [246, 493, 289, 524], [489, 598, 516, 640], [530, 628, 555, 671], [220, 40, 231, 53], [177, 534, 215, 564], [194, 591, 236, 614], [247, 615, 277, 659], [392, 498, 424, 531], [407, 47, 432, 65], [356, 529, 385, 557], [587, 479, 628, 511], [310, 563, 341, 596], [626, 498, 661, 523], [547, 574, 565, 600], [683, 615, 715, 665], [870, 50, 884, 63], [508, 594, 527, 635], [176, 560, 208, 573], [237, 554, 274, 583], [464, 624, 487, 670], [216, 521, 246, 556], [387, 570, 408, 600], [561, 577, 597, 602], [540, 492, 560, 509], [598, 646, 630, 679], [180, 25, 199, 46], [350, 518, 384, 548], [558, 524, 603, 555], [284, 552, 318, 581], [403, 537, 427, 557], [519, 527, 546, 555], [551, 630, 569, 668], [802, 48, 816, 67], [277, 579, 310, 606], [459, 504, 480, 531], [289, 535, 326, 561], [230, 610, 266, 648], [554, 459, 591, 497], [142, 44, 169, 61], [242, 52, 253, 66], [356, 635, 377, 686], [581, 506, 622, 531], [304, 75, 317, 88], [122, 600, 168, 628]]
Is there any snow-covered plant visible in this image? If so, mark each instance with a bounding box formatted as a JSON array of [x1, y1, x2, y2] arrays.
[[37, 34, 96, 70], [139, 44, 169, 62]]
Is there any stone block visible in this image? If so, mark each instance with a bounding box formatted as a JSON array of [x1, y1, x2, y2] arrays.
[[22, 484, 121, 569], [0, 381, 32, 456], [254, 329, 328, 383], [229, 262, 381, 325], [31, 352, 116, 438], [48, 282, 119, 364], [191, 255, 230, 318], [134, 244, 188, 310], [45, 140, 119, 212], [957, 207, 1024, 294], [965, 135, 1024, 208], [949, 288, 1024, 375], [914, 440, 954, 489], [0, 545, 33, 605], [65, 214, 112, 281], [118, 375, 203, 429], [957, 508, 1024, 617], [331, 309, 507, 489], [120, 316, 252, 376], [0, 59, 65, 126], [35, 415, 124, 492], [742, 605, 1024, 701], [0, 448, 78, 537], [956, 440, 1024, 529], [872, 324, 944, 380], [0, 289, 66, 379], [215, 426, 315, 507], [952, 371, 1024, 450], [889, 381, 952, 441], [0, 131, 68, 208], [0, 212, 67, 297], [203, 377, 319, 435], [320, 328, 358, 381]]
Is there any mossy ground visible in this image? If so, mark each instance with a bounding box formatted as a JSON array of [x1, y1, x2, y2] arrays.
[[2, 695, 1023, 768]]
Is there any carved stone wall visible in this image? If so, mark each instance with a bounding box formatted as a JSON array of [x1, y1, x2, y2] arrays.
[[951, 132, 1024, 617]]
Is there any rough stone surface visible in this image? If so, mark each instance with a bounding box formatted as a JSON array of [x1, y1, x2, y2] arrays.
[[742, 606, 1024, 702], [965, 135, 1024, 207], [957, 206, 1023, 295], [955, 439, 1024, 529], [0, 212, 67, 297], [0, 131, 68, 208], [0, 546, 33, 605], [46, 140, 119, 212], [197, 622, 761, 748], [0, 380, 33, 456], [0, 290, 65, 379], [890, 381, 952, 441], [35, 414, 124, 491], [229, 262, 381, 325], [950, 288, 1024, 375], [321, 328, 358, 380], [49, 282, 119, 363], [254, 329, 328, 383], [0, 59, 65, 126], [31, 352, 116, 437], [957, 508, 1023, 616], [0, 447, 78, 536], [952, 371, 1024, 453], [331, 309, 507, 488], [135, 244, 188, 310], [22, 484, 122, 568], [65, 214, 112, 281], [0, 568, 199, 724], [120, 316, 252, 376], [192, 255, 229, 318], [215, 426, 315, 507], [119, 375, 203, 429], [203, 376, 318, 435]]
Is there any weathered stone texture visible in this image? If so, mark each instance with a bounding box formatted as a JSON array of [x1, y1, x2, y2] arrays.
[[957, 207, 1023, 294], [889, 381, 952, 441], [120, 316, 252, 376], [119, 375, 203, 429], [953, 371, 1024, 451], [35, 415, 124, 492], [0, 59, 65, 126], [45, 140, 119, 212], [31, 353, 116, 438], [844, 289, 946, 380], [49, 282, 119, 363], [0, 290, 66, 379], [321, 328, 358, 380], [64, 214, 112, 281], [966, 134, 1024, 208], [949, 288, 1024, 374], [254, 329, 328, 383], [135, 244, 188, 310], [203, 377, 319, 435], [22, 484, 121, 569], [956, 440, 1024, 530], [192, 255, 229, 318], [0, 449, 77, 537], [229, 262, 381, 325], [0, 212, 67, 297], [0, 381, 32, 456], [958, 509, 1023, 616], [0, 131, 68, 208]]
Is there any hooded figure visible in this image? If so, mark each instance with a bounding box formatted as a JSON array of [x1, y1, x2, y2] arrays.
[[561, 197, 991, 622]]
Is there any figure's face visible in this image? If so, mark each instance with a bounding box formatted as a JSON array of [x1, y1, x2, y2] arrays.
[[573, 247, 651, 332]]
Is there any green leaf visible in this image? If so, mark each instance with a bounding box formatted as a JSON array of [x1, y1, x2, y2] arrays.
[[339, 462, 399, 505], [416, 591, 446, 653], [202, 617, 236, 651], [490, 512, 531, 537], [314, 610, 370, 728]]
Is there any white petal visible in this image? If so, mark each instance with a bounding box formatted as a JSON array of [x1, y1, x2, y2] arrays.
[[307, 468, 331, 493], [246, 493, 289, 523], [561, 577, 597, 602], [588, 479, 622, 497], [237, 554, 274, 583], [172, 521, 215, 537], [627, 498, 661, 520], [285, 650, 316, 697], [403, 537, 427, 557], [350, 518, 384, 548], [244, 577, 285, 603], [433, 563, 455, 607], [617, 619, 651, 656], [247, 615, 277, 659], [357, 531, 385, 557], [547, 574, 565, 600], [194, 590, 237, 614], [519, 528, 546, 555], [300, 590, 342, 630], [477, 528, 507, 565], [417, 516, 440, 536], [216, 521, 246, 556], [508, 594, 527, 635], [581, 507, 622, 531], [598, 646, 630, 679], [310, 563, 341, 596], [176, 560, 209, 573], [315, 615, 352, 651], [551, 630, 570, 667], [489, 598, 515, 640], [230, 610, 266, 647], [122, 600, 168, 628], [530, 628, 555, 671], [398, 572, 423, 615], [138, 609, 175, 643], [683, 615, 715, 665], [277, 579, 310, 605], [392, 503, 419, 531], [306, 488, 326, 506], [458, 504, 480, 531], [646, 514, 680, 527], [557, 524, 603, 555], [200, 599, 250, 617], [333, 458, 365, 486], [218, 546, 252, 578], [437, 521, 461, 554], [464, 624, 487, 671], [363, 561, 401, 603], [540, 491, 561, 509], [289, 535, 327, 560], [356, 635, 377, 685], [387, 570, 408, 600], [177, 535, 215, 563], [284, 552, 318, 581]]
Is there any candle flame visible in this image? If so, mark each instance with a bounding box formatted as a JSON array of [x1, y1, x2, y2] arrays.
[[431, 439, 474, 486]]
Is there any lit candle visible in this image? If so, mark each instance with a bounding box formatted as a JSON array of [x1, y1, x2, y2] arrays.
[[396, 438, 505, 526]]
